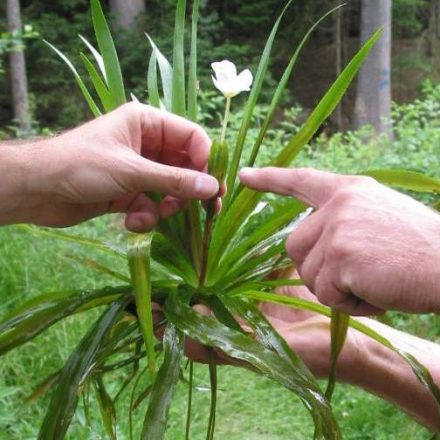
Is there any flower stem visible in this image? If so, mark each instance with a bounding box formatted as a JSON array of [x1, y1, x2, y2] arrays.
[[220, 97, 231, 144]]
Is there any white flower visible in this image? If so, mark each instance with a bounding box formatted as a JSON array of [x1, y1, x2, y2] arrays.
[[211, 60, 253, 98]]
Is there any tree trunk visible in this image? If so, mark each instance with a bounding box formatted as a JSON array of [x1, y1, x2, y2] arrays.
[[6, 0, 31, 137], [109, 0, 146, 32], [354, 0, 392, 137], [427, 0, 440, 57]]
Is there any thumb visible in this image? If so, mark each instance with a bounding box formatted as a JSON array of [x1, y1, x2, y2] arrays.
[[133, 157, 219, 200]]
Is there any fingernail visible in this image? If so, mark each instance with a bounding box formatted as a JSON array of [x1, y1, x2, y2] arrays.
[[239, 167, 255, 178], [194, 175, 219, 198]]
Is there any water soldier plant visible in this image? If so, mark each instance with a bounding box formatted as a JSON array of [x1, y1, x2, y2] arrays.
[[1, 0, 440, 439]]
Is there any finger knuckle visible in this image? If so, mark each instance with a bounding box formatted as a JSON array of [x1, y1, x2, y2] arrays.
[[328, 231, 351, 260], [169, 170, 188, 197], [285, 168, 314, 193]]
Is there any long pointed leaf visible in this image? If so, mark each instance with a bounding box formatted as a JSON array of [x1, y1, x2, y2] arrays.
[[172, 0, 186, 115], [91, 0, 125, 106], [146, 34, 173, 110], [17, 224, 126, 257], [206, 350, 218, 440], [141, 324, 184, 440], [361, 169, 440, 194], [211, 201, 305, 284], [80, 52, 113, 112], [224, 0, 294, 207], [187, 0, 200, 121], [246, 5, 343, 168], [38, 301, 126, 439], [79, 34, 107, 82], [148, 50, 161, 108], [272, 28, 383, 167], [0, 286, 130, 354], [93, 376, 117, 440], [44, 40, 101, 117], [128, 234, 157, 377], [185, 361, 194, 440], [325, 310, 349, 401]]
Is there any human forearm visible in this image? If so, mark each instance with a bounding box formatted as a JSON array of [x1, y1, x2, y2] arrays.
[[343, 320, 440, 430], [0, 143, 38, 225]]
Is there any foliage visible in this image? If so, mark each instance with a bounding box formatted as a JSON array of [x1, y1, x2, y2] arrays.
[[1, 1, 440, 440], [1, 0, 438, 130], [0, 25, 39, 75]]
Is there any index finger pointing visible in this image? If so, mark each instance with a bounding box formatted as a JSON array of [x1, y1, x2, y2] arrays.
[[140, 105, 211, 171], [239, 167, 346, 207]]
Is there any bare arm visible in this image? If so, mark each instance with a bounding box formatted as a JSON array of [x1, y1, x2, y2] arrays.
[[337, 319, 440, 430], [0, 103, 219, 230]]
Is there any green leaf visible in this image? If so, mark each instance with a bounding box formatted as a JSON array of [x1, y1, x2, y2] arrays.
[[38, 301, 126, 440], [187, 0, 200, 121], [16, 224, 126, 257], [146, 34, 173, 110], [128, 234, 157, 377], [325, 310, 349, 401], [224, 0, 294, 207], [206, 350, 218, 440], [0, 286, 130, 355], [91, 0, 125, 106], [141, 324, 184, 440], [172, 0, 186, 115], [185, 361, 194, 440], [272, 28, 383, 167], [246, 4, 342, 168], [210, 201, 305, 284], [80, 52, 113, 112], [152, 232, 198, 286], [202, 295, 244, 333], [44, 40, 101, 117], [93, 377, 117, 440], [165, 293, 340, 439], [26, 371, 60, 402], [61, 253, 130, 282], [186, 202, 203, 274], [148, 50, 161, 108], [222, 296, 316, 382], [79, 34, 107, 81], [221, 239, 286, 288], [360, 169, 440, 194]]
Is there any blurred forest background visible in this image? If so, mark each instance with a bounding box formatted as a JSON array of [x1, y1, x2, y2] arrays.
[[1, 0, 440, 137]]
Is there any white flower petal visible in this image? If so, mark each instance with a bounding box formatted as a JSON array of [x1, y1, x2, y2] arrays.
[[211, 60, 237, 83], [211, 75, 223, 94], [211, 60, 253, 98], [236, 69, 253, 93]]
